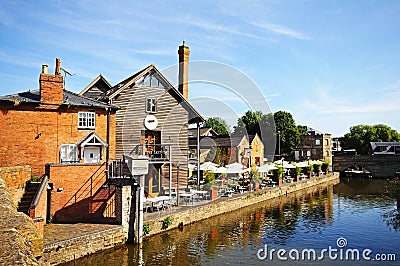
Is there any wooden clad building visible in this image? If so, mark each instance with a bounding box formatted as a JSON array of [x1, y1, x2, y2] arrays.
[[81, 46, 204, 196]]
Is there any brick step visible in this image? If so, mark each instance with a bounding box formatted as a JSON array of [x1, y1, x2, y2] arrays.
[[17, 180, 43, 215]]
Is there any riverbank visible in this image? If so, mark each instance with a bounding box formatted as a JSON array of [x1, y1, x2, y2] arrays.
[[142, 173, 339, 238], [41, 173, 339, 265]]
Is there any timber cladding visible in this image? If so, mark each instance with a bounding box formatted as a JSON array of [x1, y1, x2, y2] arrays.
[[0, 107, 116, 176], [112, 85, 188, 178]]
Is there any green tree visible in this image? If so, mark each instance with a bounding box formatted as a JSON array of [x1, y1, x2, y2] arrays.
[[274, 111, 302, 158], [340, 124, 400, 155], [203, 117, 230, 135]]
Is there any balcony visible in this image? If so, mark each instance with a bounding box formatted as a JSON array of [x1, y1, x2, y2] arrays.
[[129, 144, 171, 162]]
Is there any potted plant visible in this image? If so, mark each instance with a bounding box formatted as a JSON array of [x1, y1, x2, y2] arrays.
[[321, 161, 330, 175], [204, 171, 218, 200], [305, 164, 313, 178], [314, 163, 322, 177], [291, 166, 302, 182], [273, 167, 283, 186], [249, 166, 260, 191]]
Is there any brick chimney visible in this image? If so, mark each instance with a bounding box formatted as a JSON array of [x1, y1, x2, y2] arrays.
[[178, 41, 190, 100], [39, 58, 64, 105]]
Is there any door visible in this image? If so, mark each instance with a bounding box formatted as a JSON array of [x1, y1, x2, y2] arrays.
[[84, 147, 101, 163]]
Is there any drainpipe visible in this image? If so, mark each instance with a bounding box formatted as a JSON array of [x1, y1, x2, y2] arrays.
[[106, 107, 111, 179]]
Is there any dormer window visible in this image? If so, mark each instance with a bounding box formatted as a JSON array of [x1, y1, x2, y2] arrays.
[[146, 98, 157, 113], [78, 112, 96, 129]]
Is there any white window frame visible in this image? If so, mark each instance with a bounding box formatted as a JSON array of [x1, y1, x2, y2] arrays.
[[146, 98, 157, 113], [315, 139, 321, 146], [60, 144, 78, 163], [306, 150, 311, 157], [78, 112, 96, 129]]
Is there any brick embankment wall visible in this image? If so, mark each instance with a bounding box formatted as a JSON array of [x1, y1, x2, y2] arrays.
[[41, 225, 126, 265], [144, 173, 340, 238], [0, 177, 43, 265]]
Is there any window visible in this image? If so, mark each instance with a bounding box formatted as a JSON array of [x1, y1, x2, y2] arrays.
[[60, 144, 78, 163], [306, 150, 311, 157], [315, 139, 321, 146], [325, 139, 329, 145], [78, 112, 96, 129], [146, 98, 156, 113]]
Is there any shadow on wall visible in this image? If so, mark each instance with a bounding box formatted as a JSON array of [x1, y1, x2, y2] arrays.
[[54, 183, 119, 224]]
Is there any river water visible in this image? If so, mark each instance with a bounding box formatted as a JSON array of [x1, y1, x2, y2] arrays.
[[64, 178, 400, 265]]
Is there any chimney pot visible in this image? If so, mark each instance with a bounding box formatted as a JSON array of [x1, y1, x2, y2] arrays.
[[55, 58, 61, 75], [42, 65, 48, 74]]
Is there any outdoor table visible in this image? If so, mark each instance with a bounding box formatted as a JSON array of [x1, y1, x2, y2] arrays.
[[144, 196, 172, 211], [179, 193, 194, 205]]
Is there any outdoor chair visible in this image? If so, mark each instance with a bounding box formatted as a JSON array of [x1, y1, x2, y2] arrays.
[[152, 200, 164, 212], [143, 201, 152, 213]]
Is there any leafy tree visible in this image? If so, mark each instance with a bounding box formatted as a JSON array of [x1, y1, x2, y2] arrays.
[[203, 117, 230, 135], [339, 124, 400, 155], [232, 110, 275, 158], [274, 111, 301, 158]]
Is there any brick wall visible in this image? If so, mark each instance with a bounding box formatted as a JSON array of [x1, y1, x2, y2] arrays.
[[46, 163, 114, 223], [0, 108, 116, 177]]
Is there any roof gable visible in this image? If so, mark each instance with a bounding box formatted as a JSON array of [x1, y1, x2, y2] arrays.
[[86, 64, 204, 123], [80, 74, 112, 97]]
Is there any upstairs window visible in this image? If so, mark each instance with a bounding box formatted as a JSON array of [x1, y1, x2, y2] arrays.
[[146, 98, 157, 113], [60, 144, 78, 163], [315, 139, 321, 146], [78, 112, 96, 129]]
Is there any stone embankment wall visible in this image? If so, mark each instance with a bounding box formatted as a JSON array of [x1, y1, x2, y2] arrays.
[[144, 173, 340, 238], [0, 165, 31, 206], [41, 226, 126, 265], [0, 177, 43, 265]]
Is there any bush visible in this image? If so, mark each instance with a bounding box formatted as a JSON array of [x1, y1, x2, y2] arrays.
[[273, 167, 283, 180], [143, 223, 151, 235], [321, 161, 330, 172]]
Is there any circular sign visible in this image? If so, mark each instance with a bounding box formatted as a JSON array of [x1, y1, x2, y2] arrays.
[[144, 115, 158, 130]]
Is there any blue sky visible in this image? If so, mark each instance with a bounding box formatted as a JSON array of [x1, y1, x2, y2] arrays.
[[1, 0, 400, 137]]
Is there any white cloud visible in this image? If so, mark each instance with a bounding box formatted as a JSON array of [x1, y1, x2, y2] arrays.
[[250, 21, 311, 40]]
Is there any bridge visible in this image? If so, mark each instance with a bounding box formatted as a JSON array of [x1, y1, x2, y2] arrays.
[[333, 155, 400, 178]]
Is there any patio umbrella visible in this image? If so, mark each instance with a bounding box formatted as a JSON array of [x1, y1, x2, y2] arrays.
[[295, 161, 309, 168], [214, 166, 228, 174], [282, 161, 296, 169], [258, 164, 278, 173], [225, 163, 249, 174], [199, 161, 219, 171], [188, 163, 196, 170]]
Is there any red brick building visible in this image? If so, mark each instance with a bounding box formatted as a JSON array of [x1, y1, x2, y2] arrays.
[[0, 59, 118, 223]]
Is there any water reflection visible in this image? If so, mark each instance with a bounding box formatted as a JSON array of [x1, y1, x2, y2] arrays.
[[62, 179, 399, 266]]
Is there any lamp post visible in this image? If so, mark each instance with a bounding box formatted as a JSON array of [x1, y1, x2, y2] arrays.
[[176, 162, 180, 206], [278, 131, 281, 160]]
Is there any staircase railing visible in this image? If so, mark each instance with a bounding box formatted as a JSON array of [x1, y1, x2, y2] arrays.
[[29, 174, 48, 217]]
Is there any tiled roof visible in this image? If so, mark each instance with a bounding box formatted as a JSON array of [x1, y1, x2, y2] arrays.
[[0, 89, 117, 109]]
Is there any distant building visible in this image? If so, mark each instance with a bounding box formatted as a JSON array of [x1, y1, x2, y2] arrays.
[[189, 133, 264, 167], [249, 134, 264, 166], [295, 127, 332, 165], [370, 142, 400, 155]]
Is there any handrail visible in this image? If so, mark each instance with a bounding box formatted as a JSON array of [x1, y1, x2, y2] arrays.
[[129, 144, 171, 161], [30, 174, 48, 210]]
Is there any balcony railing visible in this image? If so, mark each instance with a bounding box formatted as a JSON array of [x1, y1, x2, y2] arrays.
[[129, 144, 171, 161]]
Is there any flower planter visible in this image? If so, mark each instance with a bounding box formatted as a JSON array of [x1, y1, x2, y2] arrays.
[[208, 189, 218, 201]]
